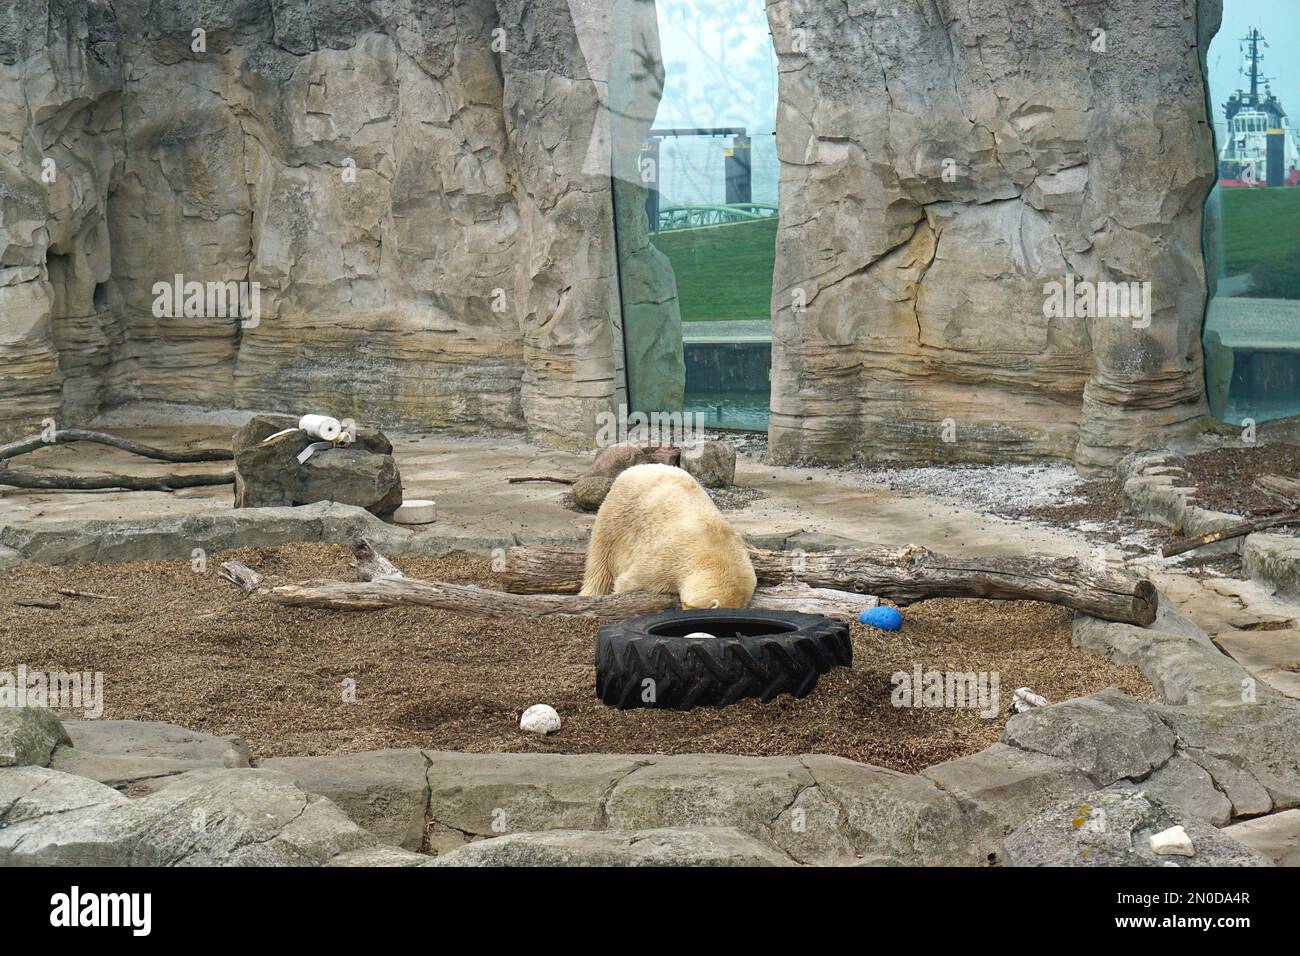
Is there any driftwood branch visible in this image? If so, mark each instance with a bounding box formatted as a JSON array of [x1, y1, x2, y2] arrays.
[[505, 476, 576, 485], [0, 429, 232, 463], [1161, 512, 1300, 558], [348, 539, 404, 580], [745, 583, 874, 622], [56, 588, 114, 600], [0, 469, 233, 491], [499, 544, 1159, 627], [218, 561, 264, 594]]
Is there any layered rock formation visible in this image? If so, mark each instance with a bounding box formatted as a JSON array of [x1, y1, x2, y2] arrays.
[[0, 0, 123, 436], [1, 0, 1220, 473], [765, 0, 1219, 472], [0, 0, 679, 447]]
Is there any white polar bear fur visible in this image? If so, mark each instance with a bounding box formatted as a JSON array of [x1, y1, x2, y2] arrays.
[[579, 463, 757, 609]]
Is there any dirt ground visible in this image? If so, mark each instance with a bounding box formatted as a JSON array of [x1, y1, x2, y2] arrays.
[[0, 545, 1157, 773]]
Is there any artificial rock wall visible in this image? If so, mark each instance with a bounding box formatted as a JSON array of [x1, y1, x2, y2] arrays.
[[1, 0, 1218, 473], [0, 0, 676, 447], [766, 0, 1219, 472]]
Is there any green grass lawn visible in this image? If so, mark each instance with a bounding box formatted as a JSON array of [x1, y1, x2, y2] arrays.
[[1220, 187, 1300, 278], [658, 217, 777, 322], [654, 191, 1300, 313]]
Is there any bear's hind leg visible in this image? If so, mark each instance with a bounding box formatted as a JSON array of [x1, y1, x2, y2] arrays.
[[579, 527, 616, 597]]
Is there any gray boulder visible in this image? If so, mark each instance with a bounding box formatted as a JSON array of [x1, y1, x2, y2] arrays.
[[0, 501, 412, 565], [1221, 809, 1300, 866], [326, 845, 429, 867], [0, 767, 141, 866], [571, 474, 614, 512], [605, 754, 810, 840], [1156, 699, 1300, 812], [771, 755, 981, 866], [587, 442, 681, 480], [1243, 533, 1300, 602], [0, 766, 382, 867], [425, 827, 793, 867], [260, 749, 429, 850], [51, 719, 251, 791], [1003, 788, 1273, 867], [1112, 754, 1231, 827], [0, 706, 72, 768], [423, 752, 644, 854], [131, 768, 376, 866], [999, 688, 1176, 786], [587, 442, 649, 478], [232, 414, 403, 516], [922, 743, 1094, 862], [643, 444, 682, 467], [681, 440, 736, 488]]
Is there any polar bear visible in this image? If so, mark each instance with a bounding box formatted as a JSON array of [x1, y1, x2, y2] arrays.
[[579, 463, 757, 609]]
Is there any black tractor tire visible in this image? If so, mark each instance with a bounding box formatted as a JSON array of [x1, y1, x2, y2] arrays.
[[595, 608, 852, 710]]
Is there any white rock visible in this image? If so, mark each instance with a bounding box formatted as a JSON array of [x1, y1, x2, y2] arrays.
[[1149, 825, 1195, 857], [393, 499, 437, 524], [1011, 687, 1050, 713], [519, 704, 561, 735]]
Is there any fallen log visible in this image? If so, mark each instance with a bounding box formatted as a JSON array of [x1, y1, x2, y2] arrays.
[[269, 538, 874, 622], [0, 469, 233, 491], [498, 544, 1159, 626], [1254, 474, 1300, 508], [270, 578, 678, 618], [0, 429, 232, 463], [1161, 512, 1300, 558], [269, 577, 871, 622]]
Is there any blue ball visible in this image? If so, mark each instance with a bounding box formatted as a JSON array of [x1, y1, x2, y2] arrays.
[[859, 606, 903, 631]]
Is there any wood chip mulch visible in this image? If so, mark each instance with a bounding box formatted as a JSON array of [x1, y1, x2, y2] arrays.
[[0, 545, 1156, 773], [1170, 442, 1300, 518]]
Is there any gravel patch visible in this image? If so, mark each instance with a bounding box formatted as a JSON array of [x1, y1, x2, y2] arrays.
[[853, 463, 1088, 516]]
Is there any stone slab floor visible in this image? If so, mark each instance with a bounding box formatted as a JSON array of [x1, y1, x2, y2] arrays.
[[0, 412, 1092, 559], [2, 403, 1297, 702]]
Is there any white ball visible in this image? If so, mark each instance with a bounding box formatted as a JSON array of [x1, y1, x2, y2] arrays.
[[520, 704, 561, 735], [683, 632, 716, 640]]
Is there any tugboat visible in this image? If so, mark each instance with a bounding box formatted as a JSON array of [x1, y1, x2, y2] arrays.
[[1218, 28, 1300, 187]]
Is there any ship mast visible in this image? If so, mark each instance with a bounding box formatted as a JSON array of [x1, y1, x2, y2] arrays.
[[1243, 27, 1268, 107]]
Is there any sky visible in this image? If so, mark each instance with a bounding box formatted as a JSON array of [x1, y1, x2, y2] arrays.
[[652, 0, 777, 133], [649, 0, 780, 205], [646, 0, 1300, 203], [650, 0, 1300, 137], [1207, 0, 1300, 143]]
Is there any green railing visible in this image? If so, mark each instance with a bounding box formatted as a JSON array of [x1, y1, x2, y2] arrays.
[[657, 203, 778, 231]]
